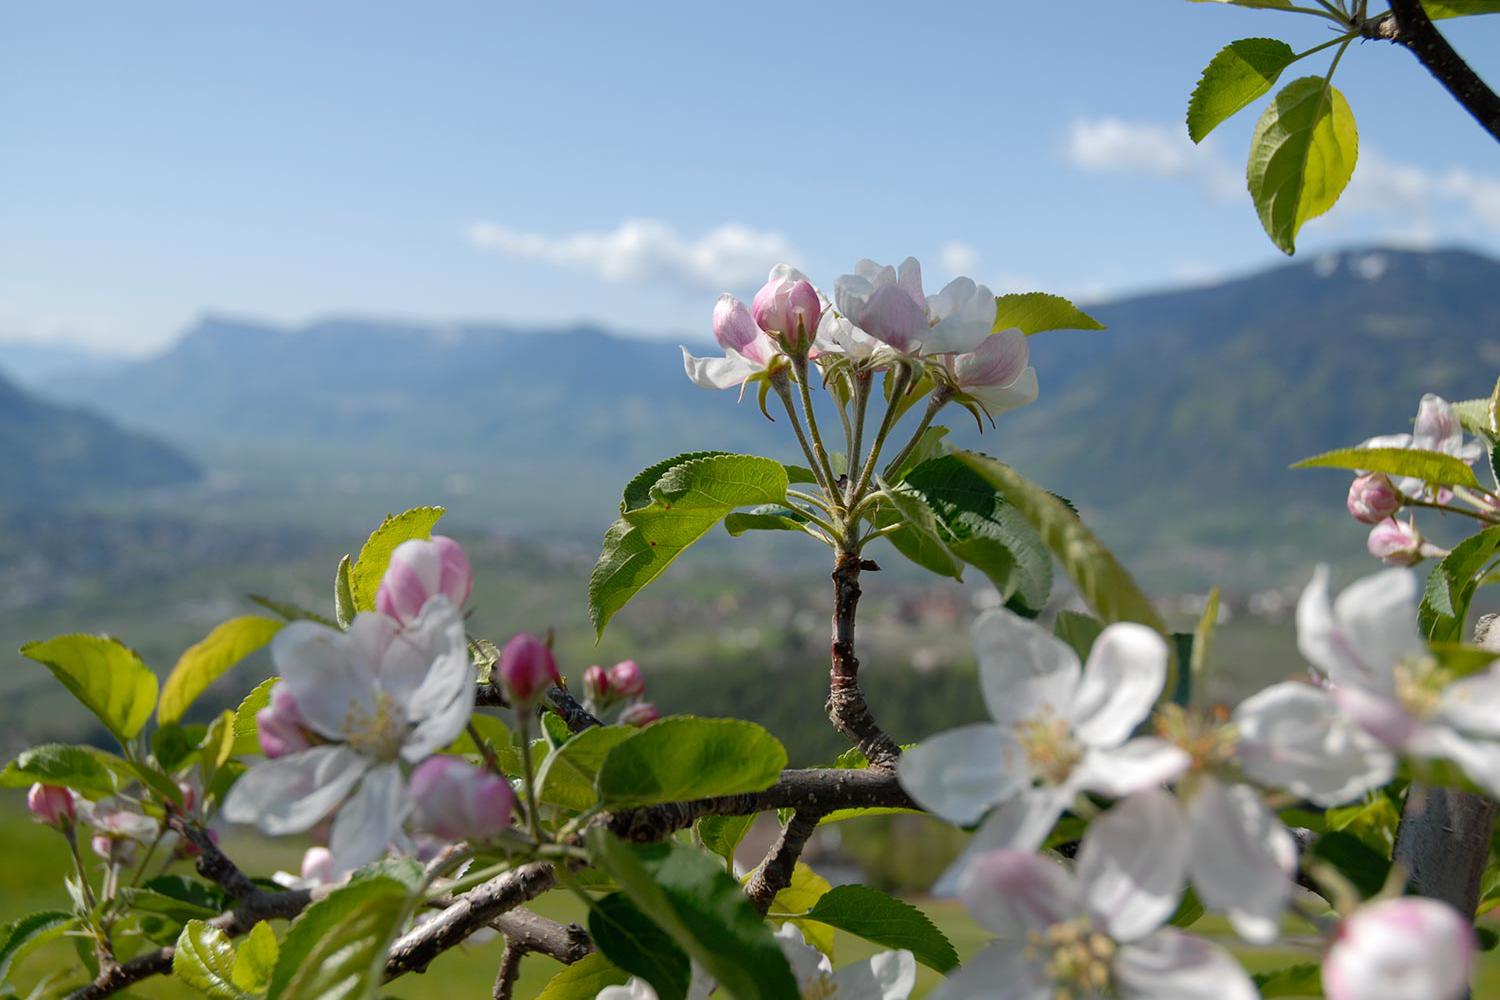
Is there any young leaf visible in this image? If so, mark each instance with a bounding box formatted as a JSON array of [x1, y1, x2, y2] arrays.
[[231, 678, 278, 757], [1423, 0, 1500, 15], [334, 555, 356, 630], [159, 616, 283, 724], [596, 717, 786, 808], [1248, 75, 1358, 254], [802, 884, 959, 973], [621, 451, 732, 512], [767, 863, 834, 957], [697, 814, 755, 872], [173, 920, 250, 999], [992, 293, 1104, 336], [1420, 526, 1500, 641], [535, 952, 631, 999], [0, 911, 75, 982], [536, 724, 636, 813], [589, 455, 789, 636], [874, 481, 964, 581], [723, 505, 809, 537], [20, 634, 158, 743], [232, 921, 278, 995], [587, 893, 692, 1000], [248, 594, 338, 629], [267, 875, 411, 1000], [1187, 38, 1298, 142], [1292, 446, 1480, 489], [349, 507, 445, 612], [0, 743, 119, 798], [586, 828, 800, 1000]]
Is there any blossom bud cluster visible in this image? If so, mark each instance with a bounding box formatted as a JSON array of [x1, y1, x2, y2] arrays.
[[582, 658, 659, 726]]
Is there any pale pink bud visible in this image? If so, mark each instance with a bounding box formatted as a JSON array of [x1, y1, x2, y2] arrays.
[[376, 535, 473, 626], [301, 846, 335, 886], [752, 269, 822, 349], [1347, 473, 1402, 524], [608, 660, 645, 698], [498, 632, 559, 706], [1324, 897, 1474, 1000], [620, 702, 661, 727], [583, 665, 611, 703], [409, 756, 515, 842], [26, 784, 75, 827], [256, 683, 310, 759], [1367, 519, 1444, 566]]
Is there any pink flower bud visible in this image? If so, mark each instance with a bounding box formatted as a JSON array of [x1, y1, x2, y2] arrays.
[[1347, 473, 1402, 524], [620, 702, 661, 727], [608, 660, 645, 698], [1324, 897, 1474, 1000], [752, 268, 822, 349], [376, 535, 473, 626], [90, 833, 115, 860], [256, 683, 310, 759], [301, 846, 335, 886], [409, 756, 515, 842], [498, 632, 559, 706], [583, 665, 611, 703], [26, 784, 75, 827], [1367, 519, 1445, 566], [176, 781, 197, 813]]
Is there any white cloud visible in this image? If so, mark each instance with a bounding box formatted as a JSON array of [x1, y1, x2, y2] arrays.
[[938, 240, 979, 277], [1064, 118, 1240, 198], [466, 218, 799, 291]]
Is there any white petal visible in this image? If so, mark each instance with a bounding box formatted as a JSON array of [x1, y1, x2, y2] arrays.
[[1333, 569, 1423, 685], [1323, 897, 1475, 1000], [1115, 929, 1259, 1000], [1436, 666, 1500, 737], [930, 788, 1073, 897], [1186, 778, 1295, 945], [1077, 790, 1188, 943], [274, 621, 379, 741], [1414, 725, 1500, 798], [1070, 623, 1169, 748], [928, 942, 1052, 1000], [222, 745, 368, 835], [773, 924, 832, 987], [833, 950, 916, 999], [923, 279, 993, 356], [397, 597, 476, 761], [959, 850, 1078, 938], [597, 979, 659, 1000], [681, 346, 755, 389], [966, 367, 1039, 417], [1234, 682, 1395, 805], [1071, 738, 1190, 798], [896, 723, 1023, 826], [971, 609, 1081, 730], [329, 762, 410, 873]]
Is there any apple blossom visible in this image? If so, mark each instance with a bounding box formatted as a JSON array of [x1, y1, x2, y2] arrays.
[[1298, 566, 1500, 797], [272, 845, 338, 891], [376, 535, 473, 626], [409, 755, 515, 842], [583, 664, 611, 703], [1360, 393, 1482, 500], [753, 265, 822, 351], [256, 682, 312, 759], [939, 326, 1039, 417], [829, 257, 996, 357], [1366, 518, 1446, 566], [498, 631, 559, 706], [222, 597, 474, 873], [1323, 897, 1475, 1000], [619, 702, 660, 727], [80, 798, 158, 863], [26, 784, 74, 827], [608, 659, 645, 697], [1347, 473, 1403, 524], [933, 835, 1257, 1000], [897, 609, 1187, 853]]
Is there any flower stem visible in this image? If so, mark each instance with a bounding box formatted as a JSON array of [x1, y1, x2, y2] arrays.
[[772, 375, 836, 499], [846, 370, 873, 504], [880, 391, 948, 482], [791, 355, 841, 497], [516, 715, 544, 843], [849, 365, 914, 508]]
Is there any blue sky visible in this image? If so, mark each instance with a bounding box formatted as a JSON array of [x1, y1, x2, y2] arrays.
[[4, 1, 1500, 354]]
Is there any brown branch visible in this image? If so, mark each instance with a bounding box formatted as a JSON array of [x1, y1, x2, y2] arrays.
[[474, 682, 601, 733], [383, 862, 558, 980], [492, 943, 525, 1000], [744, 811, 820, 913], [1369, 1, 1500, 143], [488, 909, 593, 1000], [827, 552, 902, 769]]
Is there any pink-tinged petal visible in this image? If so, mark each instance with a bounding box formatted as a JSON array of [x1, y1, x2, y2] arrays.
[[1234, 681, 1395, 805], [1412, 725, 1500, 798], [928, 942, 1052, 1000], [1070, 623, 1169, 748], [952, 328, 1029, 389], [399, 597, 476, 761], [833, 270, 878, 326], [410, 756, 514, 842], [682, 346, 756, 390], [1186, 778, 1295, 945], [896, 723, 1024, 826], [1115, 929, 1258, 1000], [221, 745, 369, 836], [1297, 566, 1418, 693], [925, 276, 978, 324], [375, 553, 432, 625], [896, 256, 925, 308], [1334, 685, 1420, 750], [711, 294, 759, 354], [328, 762, 409, 873], [1324, 897, 1474, 1000], [1435, 666, 1500, 737], [607, 660, 645, 697], [1072, 738, 1190, 797], [496, 630, 560, 708], [431, 536, 473, 608], [971, 609, 1081, 730], [27, 784, 75, 827], [1367, 519, 1428, 566], [924, 280, 996, 356], [959, 850, 1079, 938], [965, 367, 1039, 417], [857, 283, 929, 353], [929, 788, 1073, 897], [1077, 790, 1188, 943], [1413, 393, 1463, 455], [256, 683, 311, 759], [273, 621, 380, 742]]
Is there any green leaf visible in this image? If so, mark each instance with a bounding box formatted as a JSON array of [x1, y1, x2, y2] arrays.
[[1188, 38, 1298, 142], [1291, 446, 1480, 489], [586, 828, 800, 1000], [622, 451, 733, 512], [535, 953, 630, 999], [153, 723, 206, 772], [20, 634, 158, 743], [1168, 886, 1206, 928], [1310, 831, 1391, 900], [349, 507, 445, 613], [723, 505, 809, 537], [1420, 526, 1500, 642], [802, 884, 958, 973], [875, 481, 964, 580], [232, 678, 278, 757], [767, 863, 834, 958], [697, 814, 755, 872], [233, 922, 278, 995], [1053, 611, 1105, 663], [597, 716, 786, 808], [590, 455, 789, 637], [783, 463, 820, 486], [173, 920, 250, 999], [0, 743, 119, 798], [1248, 75, 1358, 254], [123, 876, 230, 922], [248, 594, 338, 629], [159, 616, 283, 724], [587, 893, 692, 1000], [992, 292, 1104, 336], [267, 875, 411, 1000], [1253, 962, 1324, 997], [334, 555, 355, 630], [885, 426, 951, 484], [536, 725, 637, 813], [0, 911, 75, 982], [1424, 0, 1500, 15]]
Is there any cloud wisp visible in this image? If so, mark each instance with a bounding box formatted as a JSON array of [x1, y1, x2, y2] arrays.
[[1065, 117, 1241, 198]]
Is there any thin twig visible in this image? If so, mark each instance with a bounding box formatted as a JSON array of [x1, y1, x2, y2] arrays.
[[1371, 1, 1500, 142]]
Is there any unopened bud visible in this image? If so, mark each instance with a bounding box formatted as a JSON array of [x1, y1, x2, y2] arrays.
[[498, 633, 560, 706], [583, 665, 611, 703], [26, 784, 75, 828], [608, 660, 645, 698], [753, 268, 822, 350], [256, 683, 310, 759], [410, 756, 516, 842], [301, 846, 335, 886], [620, 702, 661, 727], [376, 535, 473, 626], [1367, 519, 1444, 566], [1347, 473, 1402, 525]]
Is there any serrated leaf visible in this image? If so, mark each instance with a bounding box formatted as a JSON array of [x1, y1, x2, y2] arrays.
[[587, 893, 691, 1000], [248, 594, 337, 629], [174, 920, 250, 999], [992, 293, 1104, 336], [159, 616, 283, 724], [1420, 526, 1500, 642], [334, 555, 355, 630], [0, 743, 119, 798], [783, 463, 820, 486], [1248, 75, 1358, 254], [586, 828, 800, 1000], [696, 814, 754, 872], [590, 455, 789, 636], [535, 952, 630, 999], [233, 921, 278, 995], [768, 863, 834, 958], [875, 481, 964, 580], [723, 505, 809, 537], [1292, 446, 1480, 489], [1188, 38, 1298, 142], [622, 451, 733, 512], [20, 634, 158, 743], [1424, 0, 1500, 15], [231, 678, 278, 757], [267, 875, 411, 1000], [348, 507, 445, 613], [536, 724, 636, 813], [802, 884, 958, 973], [0, 911, 75, 982], [123, 875, 230, 922], [597, 716, 786, 808]]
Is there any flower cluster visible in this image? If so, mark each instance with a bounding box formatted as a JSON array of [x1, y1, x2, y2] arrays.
[[582, 659, 659, 726]]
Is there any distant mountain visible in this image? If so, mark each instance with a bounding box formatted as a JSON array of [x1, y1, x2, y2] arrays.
[[0, 370, 200, 508], [43, 247, 1500, 584], [0, 341, 127, 386]]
